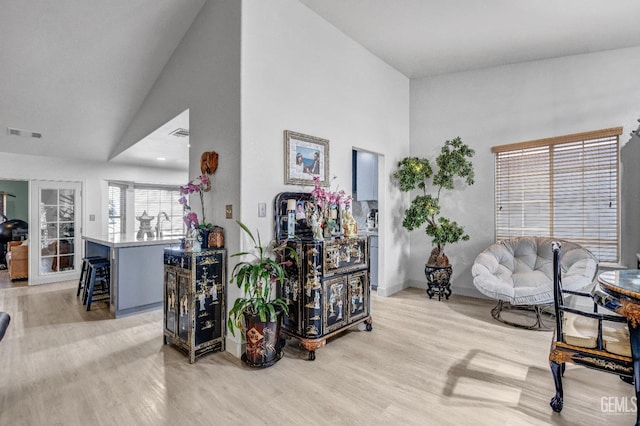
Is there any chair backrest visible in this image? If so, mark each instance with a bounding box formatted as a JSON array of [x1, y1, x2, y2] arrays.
[[0, 312, 10, 342], [552, 241, 564, 341]]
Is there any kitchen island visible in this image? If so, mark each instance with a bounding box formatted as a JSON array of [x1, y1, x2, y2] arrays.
[[83, 233, 181, 318]]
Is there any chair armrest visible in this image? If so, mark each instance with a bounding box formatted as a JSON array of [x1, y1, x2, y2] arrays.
[[10, 245, 28, 261], [559, 306, 627, 323], [563, 289, 592, 298]]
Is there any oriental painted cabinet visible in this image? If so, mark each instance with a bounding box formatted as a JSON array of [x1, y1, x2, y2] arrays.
[[278, 236, 372, 360], [163, 248, 226, 363]]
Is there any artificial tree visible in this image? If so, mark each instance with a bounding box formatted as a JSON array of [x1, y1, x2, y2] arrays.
[[392, 136, 475, 267]]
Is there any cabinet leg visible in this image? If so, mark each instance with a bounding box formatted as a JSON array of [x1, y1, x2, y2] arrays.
[[308, 350, 316, 361], [365, 317, 373, 331]]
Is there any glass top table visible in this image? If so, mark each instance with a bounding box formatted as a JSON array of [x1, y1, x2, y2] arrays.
[[596, 270, 640, 304]]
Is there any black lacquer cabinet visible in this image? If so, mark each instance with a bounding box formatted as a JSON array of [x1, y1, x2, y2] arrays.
[[163, 248, 226, 363]]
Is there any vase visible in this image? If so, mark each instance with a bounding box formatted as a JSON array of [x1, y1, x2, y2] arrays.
[[199, 229, 209, 249], [323, 225, 332, 239], [208, 226, 224, 248]]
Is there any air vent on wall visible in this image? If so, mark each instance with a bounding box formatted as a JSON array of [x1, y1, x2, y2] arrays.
[[169, 128, 189, 137], [7, 127, 42, 139]]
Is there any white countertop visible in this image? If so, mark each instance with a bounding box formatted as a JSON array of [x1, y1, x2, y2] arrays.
[[83, 233, 182, 248]]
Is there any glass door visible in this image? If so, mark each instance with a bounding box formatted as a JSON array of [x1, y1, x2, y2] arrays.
[[30, 180, 82, 285]]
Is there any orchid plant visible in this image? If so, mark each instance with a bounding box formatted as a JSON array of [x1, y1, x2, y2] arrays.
[[178, 174, 212, 230], [310, 176, 352, 233]]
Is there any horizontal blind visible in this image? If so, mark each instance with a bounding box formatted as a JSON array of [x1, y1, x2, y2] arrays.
[[108, 183, 126, 235], [495, 147, 550, 239], [495, 129, 620, 263], [552, 136, 618, 261], [134, 185, 184, 237]]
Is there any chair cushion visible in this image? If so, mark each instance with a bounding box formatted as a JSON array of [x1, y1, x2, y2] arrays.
[[563, 313, 598, 348], [562, 312, 631, 357], [472, 237, 597, 305]]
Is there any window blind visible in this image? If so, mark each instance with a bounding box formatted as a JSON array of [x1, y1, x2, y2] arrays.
[[494, 127, 621, 263], [133, 185, 184, 237], [108, 183, 126, 235]]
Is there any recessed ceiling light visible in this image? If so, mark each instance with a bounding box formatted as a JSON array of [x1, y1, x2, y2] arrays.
[[157, 157, 166, 161]]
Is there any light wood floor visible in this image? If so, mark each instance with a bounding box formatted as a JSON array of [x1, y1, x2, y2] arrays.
[[0, 268, 27, 290], [0, 281, 635, 425]]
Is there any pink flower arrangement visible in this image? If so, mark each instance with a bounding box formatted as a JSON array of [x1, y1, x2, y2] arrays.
[[179, 174, 211, 230], [311, 176, 351, 208], [310, 176, 351, 232]]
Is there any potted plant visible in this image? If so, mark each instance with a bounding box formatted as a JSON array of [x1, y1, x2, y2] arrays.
[[179, 174, 213, 249], [227, 221, 296, 368], [392, 137, 475, 300]]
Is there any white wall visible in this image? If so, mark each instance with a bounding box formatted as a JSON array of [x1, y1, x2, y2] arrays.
[[116, 0, 241, 246], [410, 46, 640, 296], [241, 0, 410, 301]]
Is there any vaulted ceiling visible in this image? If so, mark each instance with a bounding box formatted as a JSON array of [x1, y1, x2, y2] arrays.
[[0, 0, 205, 164], [2, 0, 640, 167]]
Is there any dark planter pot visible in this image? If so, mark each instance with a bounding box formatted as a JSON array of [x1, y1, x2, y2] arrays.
[[242, 309, 285, 368], [424, 264, 453, 301]]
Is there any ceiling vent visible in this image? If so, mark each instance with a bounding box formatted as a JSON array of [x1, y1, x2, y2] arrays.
[[7, 127, 42, 139], [169, 128, 189, 138]]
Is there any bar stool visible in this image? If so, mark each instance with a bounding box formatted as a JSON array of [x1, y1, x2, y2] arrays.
[[84, 258, 110, 311], [77, 256, 102, 297]]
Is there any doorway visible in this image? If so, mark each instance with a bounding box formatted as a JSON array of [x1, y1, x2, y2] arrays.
[[352, 149, 382, 290], [0, 179, 29, 289]]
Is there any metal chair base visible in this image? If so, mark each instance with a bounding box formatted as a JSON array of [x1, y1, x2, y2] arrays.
[[491, 300, 555, 330]]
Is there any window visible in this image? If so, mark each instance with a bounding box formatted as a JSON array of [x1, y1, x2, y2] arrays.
[[108, 183, 126, 235], [493, 127, 621, 263], [134, 185, 184, 237]]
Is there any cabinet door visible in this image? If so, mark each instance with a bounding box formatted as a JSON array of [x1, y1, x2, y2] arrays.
[[280, 242, 303, 335], [177, 271, 191, 341], [165, 268, 178, 335], [323, 276, 348, 333], [302, 242, 323, 338], [347, 271, 368, 323], [193, 252, 223, 346], [323, 238, 368, 276]]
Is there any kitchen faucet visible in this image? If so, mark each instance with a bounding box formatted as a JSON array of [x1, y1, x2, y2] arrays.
[[155, 212, 170, 238]]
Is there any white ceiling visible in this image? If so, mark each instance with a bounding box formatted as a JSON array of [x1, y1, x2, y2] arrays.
[[109, 109, 190, 171], [0, 0, 205, 164], [299, 0, 640, 78], [2, 0, 640, 169]]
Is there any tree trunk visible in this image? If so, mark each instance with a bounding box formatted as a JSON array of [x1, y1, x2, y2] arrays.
[[427, 246, 449, 267]]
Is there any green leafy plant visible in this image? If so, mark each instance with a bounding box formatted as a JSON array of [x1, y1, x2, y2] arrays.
[[392, 137, 475, 266], [227, 220, 297, 337]]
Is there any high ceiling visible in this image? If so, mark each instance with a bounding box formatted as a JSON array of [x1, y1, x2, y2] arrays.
[[0, 0, 205, 165], [2, 0, 640, 169], [300, 0, 640, 78]]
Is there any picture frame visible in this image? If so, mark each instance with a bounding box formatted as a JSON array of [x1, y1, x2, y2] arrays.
[[284, 130, 330, 186]]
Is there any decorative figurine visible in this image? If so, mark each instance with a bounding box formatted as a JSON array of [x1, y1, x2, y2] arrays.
[[342, 209, 357, 237], [311, 212, 323, 241]]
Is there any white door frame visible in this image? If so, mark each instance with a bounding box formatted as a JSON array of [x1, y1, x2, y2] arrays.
[[29, 180, 83, 285]]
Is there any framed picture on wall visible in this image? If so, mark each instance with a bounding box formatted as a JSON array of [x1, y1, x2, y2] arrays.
[[284, 130, 330, 187]]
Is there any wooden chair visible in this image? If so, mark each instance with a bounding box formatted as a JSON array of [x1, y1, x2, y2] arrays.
[[7, 241, 28, 280], [549, 241, 638, 425]]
